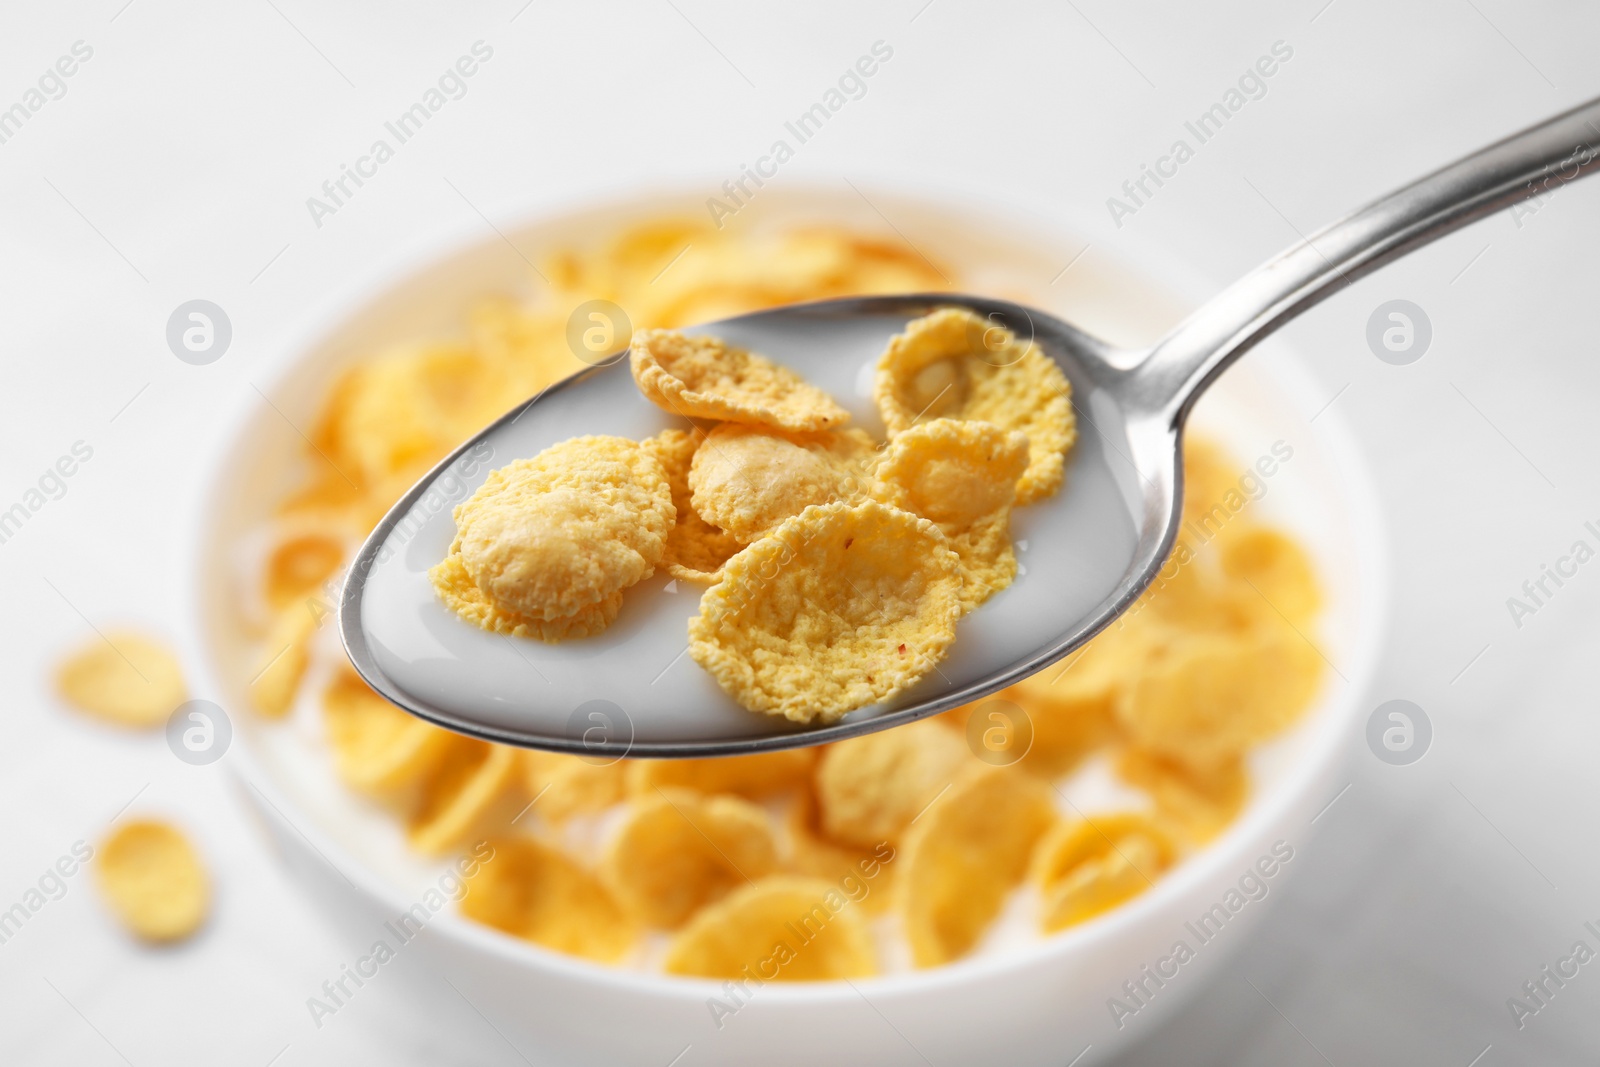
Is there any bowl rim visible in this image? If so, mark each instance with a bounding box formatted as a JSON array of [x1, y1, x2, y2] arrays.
[[180, 176, 1389, 1004]]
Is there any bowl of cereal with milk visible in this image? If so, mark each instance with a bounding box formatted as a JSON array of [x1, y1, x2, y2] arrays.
[[184, 184, 1384, 1065]]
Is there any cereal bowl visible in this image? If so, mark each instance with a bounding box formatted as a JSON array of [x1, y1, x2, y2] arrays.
[[183, 184, 1385, 1065]]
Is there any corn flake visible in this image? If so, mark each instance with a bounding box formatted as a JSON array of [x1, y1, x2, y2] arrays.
[[875, 308, 1074, 505], [814, 719, 967, 848], [638, 428, 743, 583], [876, 417, 1029, 609], [1031, 813, 1173, 932], [263, 525, 346, 610], [429, 554, 624, 643], [631, 329, 850, 432], [689, 501, 963, 724], [312, 342, 536, 492], [785, 790, 899, 915], [1115, 748, 1247, 844], [602, 788, 777, 928], [97, 820, 209, 942], [407, 741, 524, 855], [56, 630, 186, 728], [250, 604, 320, 718], [688, 423, 878, 543], [898, 765, 1056, 966], [444, 435, 673, 621], [664, 875, 876, 980], [522, 751, 626, 824], [1116, 626, 1323, 768], [1218, 523, 1321, 624], [461, 837, 637, 962], [322, 669, 464, 804]]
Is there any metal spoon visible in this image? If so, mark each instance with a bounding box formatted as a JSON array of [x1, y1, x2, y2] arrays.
[[341, 96, 1600, 758]]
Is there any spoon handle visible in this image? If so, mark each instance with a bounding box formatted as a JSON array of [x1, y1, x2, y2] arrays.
[[1131, 95, 1600, 423]]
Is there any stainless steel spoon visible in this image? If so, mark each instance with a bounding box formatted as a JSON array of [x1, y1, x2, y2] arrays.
[[341, 96, 1600, 758]]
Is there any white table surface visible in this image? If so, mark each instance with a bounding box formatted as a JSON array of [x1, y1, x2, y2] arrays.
[[3, 2, 1599, 1064]]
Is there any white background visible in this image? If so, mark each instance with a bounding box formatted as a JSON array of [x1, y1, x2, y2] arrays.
[[3, 1, 1600, 1064]]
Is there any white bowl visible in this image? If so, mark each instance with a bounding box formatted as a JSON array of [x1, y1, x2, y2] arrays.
[[183, 184, 1386, 1066]]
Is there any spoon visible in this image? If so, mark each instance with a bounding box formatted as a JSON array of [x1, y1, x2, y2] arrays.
[[341, 96, 1600, 758]]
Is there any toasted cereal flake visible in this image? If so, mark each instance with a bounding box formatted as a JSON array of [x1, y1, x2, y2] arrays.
[[1218, 524, 1321, 624], [898, 765, 1056, 967], [521, 751, 626, 824], [1180, 437, 1244, 529], [263, 525, 346, 610], [461, 837, 637, 962], [1116, 626, 1323, 768], [312, 343, 537, 491], [638, 428, 742, 583], [689, 501, 963, 724], [447, 436, 672, 621], [688, 423, 878, 543], [249, 604, 321, 719], [429, 555, 624, 643], [1031, 812, 1173, 932], [814, 719, 967, 848], [876, 418, 1030, 609], [631, 329, 850, 432], [407, 742, 523, 855], [1114, 748, 1247, 844], [875, 308, 1074, 505], [784, 791, 900, 915], [1030, 811, 1173, 886], [55, 631, 186, 728], [625, 749, 815, 799], [1041, 835, 1164, 933], [663, 875, 877, 980], [982, 623, 1151, 775], [322, 669, 465, 803], [601, 788, 777, 928], [97, 820, 209, 942]]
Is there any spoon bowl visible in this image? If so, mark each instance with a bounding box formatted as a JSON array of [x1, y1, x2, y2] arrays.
[[342, 95, 1600, 756], [342, 294, 1163, 756]]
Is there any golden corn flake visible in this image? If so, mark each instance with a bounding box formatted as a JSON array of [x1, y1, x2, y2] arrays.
[[430, 554, 625, 643], [875, 308, 1074, 506], [407, 742, 523, 855], [602, 788, 777, 928], [264, 525, 346, 610], [987, 620, 1151, 775], [638, 428, 742, 583], [664, 875, 877, 980], [97, 820, 209, 942], [689, 501, 964, 724], [443, 435, 673, 622], [876, 417, 1029, 609], [631, 329, 850, 433], [625, 748, 815, 799], [56, 630, 186, 728], [785, 791, 899, 915], [688, 423, 878, 543], [322, 669, 464, 803], [250, 604, 319, 718], [899, 765, 1056, 967], [522, 751, 626, 824], [1115, 748, 1247, 844], [814, 719, 967, 849], [1116, 626, 1323, 768], [312, 342, 537, 492], [461, 837, 637, 962], [1180, 437, 1240, 529], [1031, 813, 1173, 932], [1218, 523, 1321, 624]]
